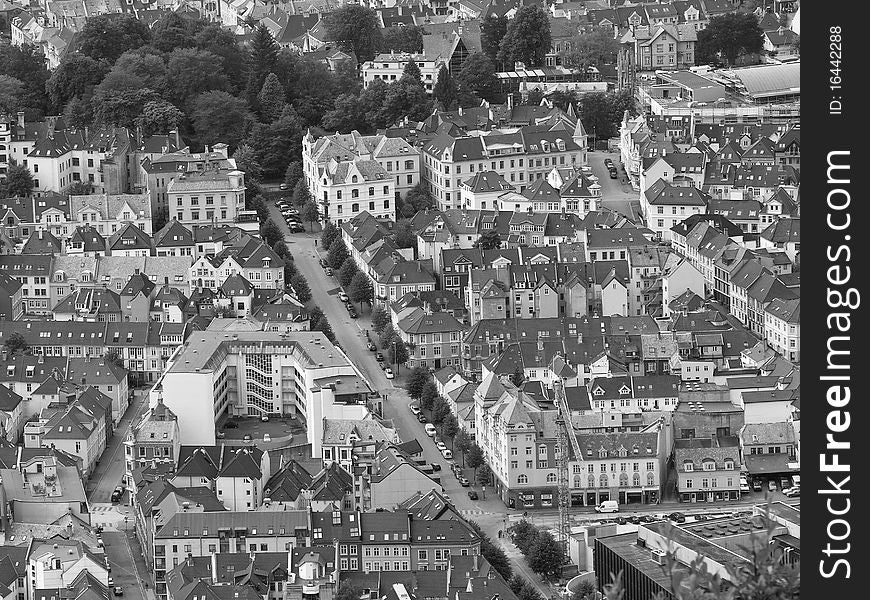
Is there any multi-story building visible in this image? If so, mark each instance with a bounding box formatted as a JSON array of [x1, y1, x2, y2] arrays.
[[166, 169, 246, 228], [24, 539, 109, 598], [140, 144, 232, 215], [394, 307, 466, 371], [642, 180, 709, 240], [188, 235, 285, 292], [0, 254, 53, 315], [154, 330, 373, 448], [621, 24, 698, 72], [124, 398, 180, 490], [0, 455, 89, 525], [362, 52, 447, 93], [0, 270, 24, 320], [763, 297, 799, 362], [69, 193, 153, 237], [65, 356, 130, 427]]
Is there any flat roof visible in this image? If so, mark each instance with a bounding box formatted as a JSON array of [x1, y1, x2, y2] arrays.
[[595, 533, 674, 592], [313, 374, 372, 395], [761, 501, 800, 526]]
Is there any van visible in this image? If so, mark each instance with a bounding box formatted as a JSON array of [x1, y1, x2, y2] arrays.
[[595, 500, 619, 513]]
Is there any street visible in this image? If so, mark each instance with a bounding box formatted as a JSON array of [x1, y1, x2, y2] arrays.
[[588, 150, 643, 224]]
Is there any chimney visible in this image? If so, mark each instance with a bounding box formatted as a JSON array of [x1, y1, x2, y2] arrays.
[[17, 111, 24, 129]]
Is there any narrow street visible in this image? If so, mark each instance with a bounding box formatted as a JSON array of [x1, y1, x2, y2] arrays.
[[588, 150, 644, 224]]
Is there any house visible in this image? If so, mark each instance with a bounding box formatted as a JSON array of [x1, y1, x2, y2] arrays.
[[166, 169, 246, 228], [369, 445, 442, 510], [395, 307, 466, 371], [120, 272, 158, 322], [763, 27, 799, 60], [107, 223, 155, 257], [643, 180, 709, 240], [0, 384, 24, 443], [153, 220, 195, 257], [763, 298, 799, 362], [66, 357, 130, 427], [25, 540, 109, 596], [150, 286, 190, 323], [740, 421, 798, 487], [124, 398, 180, 491], [69, 193, 153, 236], [0, 254, 53, 315], [52, 287, 123, 323], [0, 456, 89, 525], [0, 271, 24, 320], [21, 229, 62, 255], [140, 145, 234, 216], [363, 51, 447, 94], [66, 225, 107, 256], [217, 274, 254, 318]]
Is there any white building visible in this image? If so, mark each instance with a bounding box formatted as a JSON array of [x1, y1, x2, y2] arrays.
[[69, 193, 154, 236], [362, 52, 447, 94], [166, 169, 246, 228]]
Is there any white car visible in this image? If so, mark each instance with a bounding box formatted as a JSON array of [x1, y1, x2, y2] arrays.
[[739, 477, 750, 493], [408, 403, 421, 415], [263, 434, 271, 443], [338, 291, 349, 302], [441, 448, 453, 460], [424, 424, 437, 437], [385, 367, 394, 379], [436, 441, 447, 451]]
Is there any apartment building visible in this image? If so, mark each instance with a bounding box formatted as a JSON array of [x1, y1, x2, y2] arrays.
[[188, 235, 285, 292], [393, 307, 466, 371], [0, 254, 53, 315], [69, 193, 154, 237], [763, 298, 799, 362], [140, 144, 232, 215], [362, 52, 446, 93], [642, 180, 709, 240], [155, 330, 373, 448], [0, 271, 24, 320], [167, 169, 246, 228], [124, 398, 180, 489]]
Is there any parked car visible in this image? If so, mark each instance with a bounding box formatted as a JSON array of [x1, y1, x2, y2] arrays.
[[279, 183, 289, 190], [467, 490, 479, 500], [367, 341, 377, 351], [595, 501, 620, 513], [108, 575, 114, 585], [348, 308, 358, 318], [243, 434, 252, 441], [604, 158, 614, 167], [753, 480, 763, 492], [740, 477, 750, 492], [324, 267, 333, 276], [768, 480, 777, 492], [430, 463, 441, 472], [783, 486, 801, 497], [628, 515, 642, 524], [441, 448, 453, 460], [288, 223, 305, 233], [436, 441, 447, 451], [375, 352, 384, 362], [609, 168, 618, 179], [409, 403, 421, 415], [666, 512, 686, 522], [459, 477, 470, 487], [111, 488, 123, 503], [424, 424, 437, 436], [338, 291, 349, 302], [417, 413, 427, 423], [113, 587, 124, 596], [384, 367, 394, 379], [263, 434, 271, 443]]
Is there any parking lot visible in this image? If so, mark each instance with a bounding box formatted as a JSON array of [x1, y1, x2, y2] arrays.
[[215, 415, 304, 442]]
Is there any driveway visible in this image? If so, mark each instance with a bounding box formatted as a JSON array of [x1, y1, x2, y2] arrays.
[[588, 150, 644, 224]]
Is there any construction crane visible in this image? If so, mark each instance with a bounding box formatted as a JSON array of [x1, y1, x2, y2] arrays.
[[553, 379, 583, 556]]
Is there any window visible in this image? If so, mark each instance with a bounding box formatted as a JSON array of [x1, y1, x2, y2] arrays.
[[517, 474, 528, 484]]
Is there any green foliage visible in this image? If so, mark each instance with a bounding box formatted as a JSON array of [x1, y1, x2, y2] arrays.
[[390, 339, 409, 366], [474, 229, 502, 250], [456, 53, 500, 102], [560, 27, 619, 77], [402, 59, 422, 85], [257, 72, 286, 123], [291, 273, 312, 304], [301, 199, 320, 230], [497, 6, 552, 68], [382, 25, 424, 53], [508, 520, 538, 555], [338, 258, 359, 289], [284, 162, 303, 190], [468, 520, 513, 581], [273, 241, 290, 260], [292, 179, 313, 208], [150, 12, 201, 54], [92, 71, 160, 127], [420, 381, 438, 411], [46, 54, 109, 108], [398, 182, 435, 218], [696, 13, 764, 66], [63, 96, 94, 129], [510, 367, 525, 387], [260, 219, 282, 247], [571, 579, 597, 600], [371, 304, 390, 334], [314, 315, 336, 343], [433, 66, 458, 111], [327, 239, 349, 269], [138, 99, 185, 136], [109, 49, 168, 95], [442, 414, 459, 439], [320, 220, 339, 251], [0, 75, 24, 116], [247, 107, 305, 177], [64, 181, 94, 197], [165, 48, 230, 108], [325, 6, 383, 64], [379, 322, 398, 350], [393, 220, 416, 249], [196, 24, 246, 91], [1, 162, 34, 197], [406, 367, 430, 400], [77, 13, 152, 63], [190, 91, 253, 151], [0, 43, 52, 115], [578, 89, 638, 141], [527, 530, 566, 578], [431, 397, 450, 425], [334, 581, 363, 600], [481, 14, 509, 64], [246, 25, 279, 106], [2, 332, 29, 355], [232, 144, 264, 182], [322, 93, 368, 133], [454, 429, 472, 459], [465, 443, 485, 472], [510, 576, 544, 600]]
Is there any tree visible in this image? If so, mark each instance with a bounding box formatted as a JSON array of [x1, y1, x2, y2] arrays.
[[390, 339, 409, 369], [292, 179, 313, 208], [497, 6, 552, 68], [466, 443, 485, 473], [578, 91, 615, 143], [63, 95, 94, 129], [454, 429, 472, 466], [196, 25, 245, 90], [476, 464, 492, 487], [314, 316, 336, 343], [191, 91, 253, 151], [406, 367, 429, 400], [420, 381, 439, 412], [468, 520, 512, 581], [383, 77, 432, 126], [77, 13, 151, 63], [138, 99, 185, 136], [0, 43, 51, 115], [481, 14, 509, 65], [2, 332, 29, 355], [103, 350, 126, 370], [393, 220, 416, 249], [456, 53, 500, 102], [525, 88, 544, 107], [474, 229, 502, 250], [398, 182, 435, 218], [358, 79, 392, 130], [326, 5, 383, 64], [322, 93, 369, 133], [92, 75, 159, 128], [284, 161, 303, 190], [301, 199, 320, 231], [250, 195, 269, 222], [166, 48, 230, 108], [260, 219, 282, 247], [246, 25, 279, 106], [150, 11, 200, 53], [696, 12, 764, 66], [46, 54, 108, 108], [571, 580, 597, 600], [442, 414, 459, 441], [308, 305, 324, 326], [0, 75, 24, 117], [327, 239, 349, 269], [510, 366, 525, 387], [338, 258, 359, 288], [527, 530, 566, 579], [402, 59, 422, 85], [379, 322, 398, 350], [431, 397, 451, 425], [334, 581, 363, 600], [64, 181, 94, 197], [559, 27, 619, 78], [382, 25, 424, 53], [510, 576, 543, 600], [233, 144, 264, 183], [509, 520, 539, 556], [257, 73, 286, 123], [3, 162, 34, 197], [273, 241, 290, 260], [320, 220, 339, 251], [247, 107, 305, 177], [433, 66, 458, 111], [291, 274, 312, 304], [371, 304, 390, 334]]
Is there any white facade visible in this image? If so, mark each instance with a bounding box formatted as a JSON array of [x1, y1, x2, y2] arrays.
[[167, 170, 246, 228], [362, 52, 446, 94]]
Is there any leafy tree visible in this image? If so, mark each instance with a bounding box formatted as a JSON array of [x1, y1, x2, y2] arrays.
[[476, 465, 492, 487], [2, 332, 30, 355], [390, 339, 409, 368], [63, 95, 94, 129], [510, 576, 544, 600], [578, 90, 637, 143], [433, 66, 458, 111], [138, 99, 185, 136], [308, 305, 324, 327], [232, 144, 264, 182], [190, 91, 253, 150], [284, 261, 298, 282], [383, 77, 432, 126], [509, 520, 539, 556], [108, 49, 168, 94], [247, 107, 305, 177], [371, 304, 390, 334], [497, 6, 552, 68], [338, 258, 358, 288], [349, 272, 373, 308], [358, 79, 392, 130], [284, 162, 303, 190], [64, 181, 94, 197], [393, 221, 416, 249], [454, 430, 472, 465], [456, 53, 500, 102], [402, 59, 422, 85], [257, 73, 286, 123], [301, 199, 320, 230], [92, 71, 159, 127], [260, 219, 282, 247], [481, 14, 510, 65], [0, 43, 52, 115], [468, 520, 513, 581], [420, 381, 439, 411], [292, 179, 313, 208], [379, 322, 398, 350], [466, 443, 485, 473], [250, 195, 269, 222], [150, 12, 200, 54], [194, 24, 245, 87], [525, 88, 544, 107], [273, 241, 290, 260], [46, 54, 108, 108], [527, 530, 565, 579], [382, 25, 424, 53], [474, 229, 502, 250], [2, 162, 34, 197], [0, 75, 24, 116], [320, 220, 339, 251], [166, 48, 230, 108], [406, 367, 429, 400], [442, 414, 459, 440], [246, 25, 279, 106], [314, 315, 336, 343], [431, 397, 451, 425], [77, 13, 151, 63], [696, 12, 764, 66], [559, 27, 618, 78], [548, 90, 578, 114], [334, 581, 363, 600], [510, 366, 525, 387], [322, 93, 368, 133], [291, 273, 312, 304], [326, 5, 383, 64], [399, 182, 435, 218], [571, 579, 597, 600], [327, 239, 349, 269]]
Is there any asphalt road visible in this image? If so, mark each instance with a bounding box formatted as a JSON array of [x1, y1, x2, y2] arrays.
[[103, 530, 151, 600], [588, 150, 644, 224]]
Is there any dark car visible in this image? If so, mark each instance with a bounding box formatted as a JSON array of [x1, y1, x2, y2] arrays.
[[347, 308, 358, 318], [375, 353, 384, 362], [604, 158, 614, 168], [615, 517, 627, 525], [430, 463, 442, 472], [628, 515, 642, 524], [288, 223, 305, 233], [320, 259, 328, 268], [467, 490, 479, 500], [111, 488, 123, 503], [367, 341, 377, 351], [609, 169, 618, 179], [417, 413, 427, 423], [667, 512, 686, 523]]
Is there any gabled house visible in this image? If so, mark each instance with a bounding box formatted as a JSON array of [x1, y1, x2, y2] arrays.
[[153, 219, 195, 257], [52, 287, 123, 323], [120, 272, 158, 322], [66, 225, 107, 257], [107, 223, 154, 257]]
